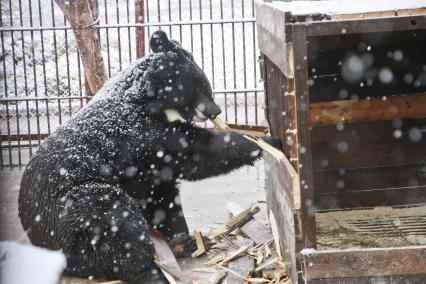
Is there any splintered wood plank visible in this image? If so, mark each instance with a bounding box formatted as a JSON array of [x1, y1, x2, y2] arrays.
[[264, 155, 298, 284], [226, 202, 273, 245], [191, 231, 208, 258], [310, 93, 426, 125], [225, 239, 255, 284], [149, 231, 209, 284], [225, 124, 269, 138], [209, 205, 260, 241], [300, 246, 426, 280]]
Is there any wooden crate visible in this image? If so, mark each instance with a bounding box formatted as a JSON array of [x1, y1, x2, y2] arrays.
[[256, 0, 426, 282]]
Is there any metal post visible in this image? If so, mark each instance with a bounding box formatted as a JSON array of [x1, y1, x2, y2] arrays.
[[135, 0, 145, 59]]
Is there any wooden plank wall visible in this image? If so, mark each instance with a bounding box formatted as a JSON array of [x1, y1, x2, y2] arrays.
[[312, 118, 426, 209], [306, 28, 426, 210], [264, 56, 298, 170], [300, 246, 426, 281], [307, 29, 426, 102]]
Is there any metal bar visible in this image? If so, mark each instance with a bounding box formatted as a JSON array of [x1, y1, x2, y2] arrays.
[[242, 0, 248, 125], [135, 0, 145, 58], [146, 0, 151, 45], [219, 0, 228, 122], [178, 0, 182, 42], [189, 0, 194, 54], [231, 0, 237, 124], [37, 0, 51, 135], [5, 103, 13, 166], [209, 0, 214, 88], [0, 1, 6, 167], [50, 0, 62, 125], [0, 134, 50, 142], [63, 14, 73, 118], [0, 18, 257, 31], [7, 0, 18, 91], [252, 0, 258, 125], [0, 96, 94, 102], [16, 0, 26, 165], [126, 0, 132, 61], [116, 0, 122, 70], [25, 100, 32, 156], [168, 0, 172, 35], [0, 89, 262, 102], [198, 0, 204, 70], [104, 0, 111, 77], [28, 0, 41, 148]]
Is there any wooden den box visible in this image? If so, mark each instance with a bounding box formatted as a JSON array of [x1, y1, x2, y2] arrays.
[[256, 1, 426, 283]]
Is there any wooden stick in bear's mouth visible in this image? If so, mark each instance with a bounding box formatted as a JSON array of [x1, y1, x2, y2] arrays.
[[211, 117, 284, 160]]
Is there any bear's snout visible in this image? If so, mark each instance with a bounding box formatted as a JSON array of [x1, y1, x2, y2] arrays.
[[196, 101, 221, 120]]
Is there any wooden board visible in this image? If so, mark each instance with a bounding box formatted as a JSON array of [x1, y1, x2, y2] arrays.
[[314, 164, 426, 209], [315, 164, 426, 194], [310, 94, 426, 125], [312, 118, 426, 171], [308, 274, 426, 283], [292, 24, 317, 249], [264, 154, 300, 284], [269, 0, 426, 18], [263, 56, 298, 169], [316, 185, 426, 210], [302, 15, 426, 37], [300, 246, 426, 280], [256, 2, 293, 77], [306, 30, 426, 103]]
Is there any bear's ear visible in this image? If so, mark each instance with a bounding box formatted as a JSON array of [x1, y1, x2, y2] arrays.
[[150, 30, 172, 53]]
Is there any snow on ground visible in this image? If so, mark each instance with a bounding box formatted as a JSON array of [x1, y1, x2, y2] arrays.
[[0, 241, 66, 284]]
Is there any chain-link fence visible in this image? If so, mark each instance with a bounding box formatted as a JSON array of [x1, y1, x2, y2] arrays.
[[0, 0, 264, 167]]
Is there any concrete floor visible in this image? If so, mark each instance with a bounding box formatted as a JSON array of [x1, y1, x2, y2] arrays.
[[0, 161, 267, 242]]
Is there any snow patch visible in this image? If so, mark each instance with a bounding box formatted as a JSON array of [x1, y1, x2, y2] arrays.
[[0, 241, 66, 284]]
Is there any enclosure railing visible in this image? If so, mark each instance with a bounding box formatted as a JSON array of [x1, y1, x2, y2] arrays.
[[0, 0, 264, 168]]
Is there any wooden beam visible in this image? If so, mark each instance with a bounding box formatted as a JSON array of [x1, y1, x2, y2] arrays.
[[310, 94, 426, 125], [331, 10, 396, 20], [316, 185, 426, 210], [256, 2, 294, 77], [302, 15, 426, 37], [300, 246, 426, 280], [264, 154, 299, 284], [292, 24, 317, 249]]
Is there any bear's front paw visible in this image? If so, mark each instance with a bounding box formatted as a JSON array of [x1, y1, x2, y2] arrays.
[[262, 135, 283, 151]]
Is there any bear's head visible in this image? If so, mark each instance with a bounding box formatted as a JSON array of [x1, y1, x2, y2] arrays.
[[142, 30, 221, 122]]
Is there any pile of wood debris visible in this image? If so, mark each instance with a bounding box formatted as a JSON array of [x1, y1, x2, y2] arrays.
[[153, 202, 291, 284], [62, 203, 290, 284]]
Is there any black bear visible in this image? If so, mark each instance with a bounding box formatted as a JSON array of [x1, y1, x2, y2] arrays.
[[18, 30, 280, 283]]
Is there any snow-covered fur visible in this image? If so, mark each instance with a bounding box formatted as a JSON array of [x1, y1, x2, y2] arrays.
[[18, 30, 280, 283]]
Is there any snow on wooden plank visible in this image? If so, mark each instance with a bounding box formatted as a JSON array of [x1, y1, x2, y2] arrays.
[[271, 0, 426, 17]]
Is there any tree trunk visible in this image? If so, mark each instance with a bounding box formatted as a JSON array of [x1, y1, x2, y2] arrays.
[[55, 0, 108, 94]]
